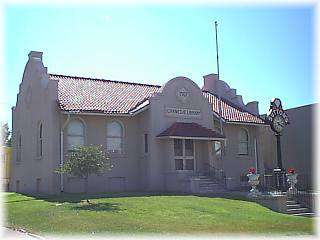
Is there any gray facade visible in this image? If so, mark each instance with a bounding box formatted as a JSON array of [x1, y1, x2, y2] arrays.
[[261, 104, 316, 190]]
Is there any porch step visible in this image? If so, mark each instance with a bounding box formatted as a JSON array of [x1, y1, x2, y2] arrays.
[[285, 196, 315, 217], [286, 204, 302, 209], [286, 208, 309, 214], [292, 212, 316, 217], [196, 175, 227, 194]]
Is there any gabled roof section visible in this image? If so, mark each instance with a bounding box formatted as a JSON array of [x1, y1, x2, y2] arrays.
[[50, 74, 161, 114], [50, 73, 265, 124], [203, 91, 265, 124]]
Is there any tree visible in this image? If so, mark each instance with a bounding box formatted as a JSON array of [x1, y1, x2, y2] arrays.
[[1, 123, 12, 147], [56, 145, 113, 201]]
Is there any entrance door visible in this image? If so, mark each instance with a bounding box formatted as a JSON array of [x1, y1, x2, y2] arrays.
[[174, 139, 195, 171]]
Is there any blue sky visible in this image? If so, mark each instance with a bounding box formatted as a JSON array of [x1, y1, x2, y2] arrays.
[[2, 4, 315, 127]]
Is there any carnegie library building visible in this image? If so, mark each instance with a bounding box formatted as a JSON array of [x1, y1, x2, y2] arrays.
[[11, 51, 278, 194]]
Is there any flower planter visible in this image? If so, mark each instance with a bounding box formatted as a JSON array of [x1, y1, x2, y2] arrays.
[[247, 173, 261, 197], [286, 173, 298, 194]]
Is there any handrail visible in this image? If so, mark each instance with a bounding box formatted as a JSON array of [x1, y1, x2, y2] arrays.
[[203, 162, 226, 186], [287, 190, 316, 211]]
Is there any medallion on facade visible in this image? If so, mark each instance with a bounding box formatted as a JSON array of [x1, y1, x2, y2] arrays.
[[176, 87, 190, 104]]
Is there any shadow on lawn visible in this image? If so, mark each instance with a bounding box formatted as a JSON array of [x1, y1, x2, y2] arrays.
[[71, 202, 121, 212], [14, 191, 253, 205], [23, 192, 190, 204]]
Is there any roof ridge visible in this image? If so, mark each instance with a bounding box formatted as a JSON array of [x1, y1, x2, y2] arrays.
[[49, 73, 162, 88]]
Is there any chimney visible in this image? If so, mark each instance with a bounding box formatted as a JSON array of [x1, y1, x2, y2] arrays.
[[202, 74, 218, 94], [246, 101, 259, 115], [28, 51, 43, 61]]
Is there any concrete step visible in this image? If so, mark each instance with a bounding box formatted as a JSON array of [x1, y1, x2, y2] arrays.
[[199, 180, 218, 183], [199, 186, 225, 191], [286, 204, 302, 209], [199, 189, 228, 194], [286, 200, 296, 205], [199, 182, 219, 186], [286, 208, 309, 214], [292, 212, 315, 217]]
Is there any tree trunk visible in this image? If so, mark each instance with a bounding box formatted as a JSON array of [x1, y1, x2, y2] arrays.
[[84, 176, 89, 203]]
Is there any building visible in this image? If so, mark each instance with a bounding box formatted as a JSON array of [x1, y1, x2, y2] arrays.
[[1, 146, 12, 191], [261, 104, 316, 190], [10, 51, 268, 194]]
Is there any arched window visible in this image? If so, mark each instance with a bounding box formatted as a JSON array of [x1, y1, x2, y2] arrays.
[[106, 121, 123, 154], [37, 122, 43, 157], [238, 128, 249, 155], [67, 120, 85, 150]]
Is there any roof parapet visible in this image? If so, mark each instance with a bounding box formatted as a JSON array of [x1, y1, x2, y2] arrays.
[[28, 51, 43, 61]]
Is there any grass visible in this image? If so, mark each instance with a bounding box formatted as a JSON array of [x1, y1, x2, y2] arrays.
[[4, 192, 314, 236]]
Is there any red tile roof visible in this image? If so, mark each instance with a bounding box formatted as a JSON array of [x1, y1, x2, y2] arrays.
[[203, 91, 265, 124], [157, 122, 225, 139], [50, 74, 265, 124], [50, 74, 160, 114]]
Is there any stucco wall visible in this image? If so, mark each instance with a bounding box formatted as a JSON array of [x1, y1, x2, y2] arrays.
[[10, 52, 61, 194], [222, 124, 264, 189], [61, 114, 146, 193], [10, 53, 267, 194]]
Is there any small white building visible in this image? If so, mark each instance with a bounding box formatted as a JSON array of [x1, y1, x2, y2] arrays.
[[10, 51, 268, 194]]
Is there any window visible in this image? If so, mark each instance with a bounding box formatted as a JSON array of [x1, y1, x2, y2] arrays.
[[213, 119, 221, 132], [238, 128, 249, 155], [213, 141, 222, 157], [67, 120, 85, 150], [17, 134, 22, 163], [37, 123, 43, 157], [106, 121, 123, 154], [174, 139, 194, 171], [144, 134, 148, 153]]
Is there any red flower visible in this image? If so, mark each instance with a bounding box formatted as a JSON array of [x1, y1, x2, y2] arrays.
[[288, 168, 295, 174], [248, 167, 256, 174]]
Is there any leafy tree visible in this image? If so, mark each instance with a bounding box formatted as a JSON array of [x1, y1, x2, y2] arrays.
[[56, 145, 113, 201], [1, 123, 12, 147]]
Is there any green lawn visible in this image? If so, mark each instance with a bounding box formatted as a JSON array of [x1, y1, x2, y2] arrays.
[[4, 192, 314, 235]]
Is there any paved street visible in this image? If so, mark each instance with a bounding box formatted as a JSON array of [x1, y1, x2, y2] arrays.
[[1, 227, 43, 240]]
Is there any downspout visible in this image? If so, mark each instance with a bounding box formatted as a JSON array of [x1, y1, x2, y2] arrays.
[[60, 114, 70, 192], [254, 138, 259, 173]]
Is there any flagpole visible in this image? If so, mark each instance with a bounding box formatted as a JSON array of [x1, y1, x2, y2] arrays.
[[214, 21, 224, 136]]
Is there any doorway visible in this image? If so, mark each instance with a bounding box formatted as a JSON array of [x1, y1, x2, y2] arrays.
[[173, 139, 195, 171]]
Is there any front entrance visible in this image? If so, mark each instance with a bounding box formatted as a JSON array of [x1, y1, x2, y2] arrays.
[[173, 139, 195, 171]]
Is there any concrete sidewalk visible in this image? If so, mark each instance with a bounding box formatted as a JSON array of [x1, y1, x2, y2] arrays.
[[1, 227, 44, 240]]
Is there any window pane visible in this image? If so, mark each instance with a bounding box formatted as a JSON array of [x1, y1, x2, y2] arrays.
[[239, 142, 248, 155], [107, 137, 122, 153], [67, 136, 84, 150], [185, 139, 194, 156], [174, 139, 183, 156], [107, 122, 122, 137], [67, 121, 84, 136], [186, 159, 194, 170], [214, 141, 221, 156], [175, 159, 183, 170]]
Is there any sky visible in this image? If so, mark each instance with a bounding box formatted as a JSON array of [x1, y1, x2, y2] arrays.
[[1, 4, 315, 128]]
